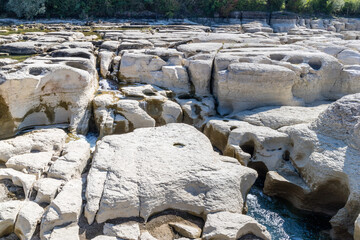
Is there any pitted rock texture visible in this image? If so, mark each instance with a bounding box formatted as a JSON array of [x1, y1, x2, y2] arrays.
[[0, 20, 359, 240], [85, 123, 257, 224]]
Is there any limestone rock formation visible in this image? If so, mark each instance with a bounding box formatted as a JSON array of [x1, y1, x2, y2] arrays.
[[40, 179, 82, 239], [0, 20, 360, 240], [85, 123, 257, 224], [202, 211, 271, 240], [0, 129, 67, 162], [0, 54, 98, 139], [47, 139, 90, 180], [93, 84, 186, 137], [265, 93, 360, 239], [14, 201, 44, 240], [103, 222, 141, 240], [0, 200, 23, 237]]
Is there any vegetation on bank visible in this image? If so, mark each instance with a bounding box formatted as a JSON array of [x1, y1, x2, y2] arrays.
[[1, 0, 360, 19]]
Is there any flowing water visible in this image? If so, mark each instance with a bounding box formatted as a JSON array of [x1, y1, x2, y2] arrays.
[[247, 182, 332, 240]]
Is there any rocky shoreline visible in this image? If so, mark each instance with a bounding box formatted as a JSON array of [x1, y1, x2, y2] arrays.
[[0, 17, 359, 240]]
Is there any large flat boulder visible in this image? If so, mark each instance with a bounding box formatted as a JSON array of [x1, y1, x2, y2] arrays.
[[85, 123, 257, 224]]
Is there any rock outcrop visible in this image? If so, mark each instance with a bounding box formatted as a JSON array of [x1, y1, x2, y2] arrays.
[[0, 53, 97, 139], [85, 124, 257, 225], [202, 211, 271, 240], [0, 20, 360, 240]]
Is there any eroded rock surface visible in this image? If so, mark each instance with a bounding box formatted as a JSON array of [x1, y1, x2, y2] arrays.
[[85, 124, 257, 224], [0, 20, 359, 240]]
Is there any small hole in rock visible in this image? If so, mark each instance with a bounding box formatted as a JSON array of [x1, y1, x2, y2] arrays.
[[29, 68, 47, 76], [283, 150, 290, 161], [143, 91, 156, 96], [240, 140, 255, 158], [230, 126, 238, 131], [223, 120, 229, 122], [173, 143, 185, 148], [308, 59, 322, 70], [269, 54, 285, 61]]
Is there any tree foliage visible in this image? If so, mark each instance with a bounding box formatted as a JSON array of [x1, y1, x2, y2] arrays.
[[1, 0, 360, 19], [6, 0, 46, 19]]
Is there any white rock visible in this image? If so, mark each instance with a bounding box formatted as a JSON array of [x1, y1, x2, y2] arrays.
[[224, 121, 291, 170], [33, 178, 64, 204], [202, 212, 271, 240], [14, 201, 44, 240], [169, 222, 201, 238], [0, 168, 36, 198], [233, 103, 330, 130], [0, 129, 67, 162], [48, 223, 79, 240], [93, 93, 156, 137], [213, 62, 297, 115], [176, 97, 216, 128], [140, 231, 158, 240], [103, 222, 140, 240], [47, 139, 90, 180], [119, 52, 190, 94], [40, 179, 83, 240], [0, 55, 98, 138], [99, 51, 115, 78], [0, 200, 24, 237], [337, 49, 360, 65], [100, 41, 120, 52], [204, 118, 246, 153], [161, 100, 183, 124], [273, 94, 360, 238], [85, 124, 257, 224], [186, 54, 215, 96], [6, 152, 53, 176], [91, 236, 117, 240], [117, 100, 156, 129]]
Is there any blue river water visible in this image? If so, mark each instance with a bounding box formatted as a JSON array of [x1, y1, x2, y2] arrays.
[[247, 183, 332, 240]]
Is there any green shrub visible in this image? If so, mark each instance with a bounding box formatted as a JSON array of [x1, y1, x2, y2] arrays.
[[237, 0, 268, 11], [286, 0, 307, 12], [2, 0, 360, 19], [327, 0, 345, 13], [268, 0, 286, 10], [341, 0, 360, 15], [6, 0, 46, 19]]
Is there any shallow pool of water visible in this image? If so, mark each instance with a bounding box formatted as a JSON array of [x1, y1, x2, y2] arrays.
[[247, 182, 332, 240]]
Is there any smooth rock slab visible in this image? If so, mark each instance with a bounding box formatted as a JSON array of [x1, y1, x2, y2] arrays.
[[169, 222, 201, 238], [103, 222, 140, 240], [48, 223, 80, 240], [202, 212, 271, 240], [6, 152, 53, 176], [85, 123, 257, 224], [0, 129, 67, 162], [213, 62, 297, 115]]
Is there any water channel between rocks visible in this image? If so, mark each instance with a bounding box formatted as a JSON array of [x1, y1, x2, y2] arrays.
[[247, 180, 332, 240]]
